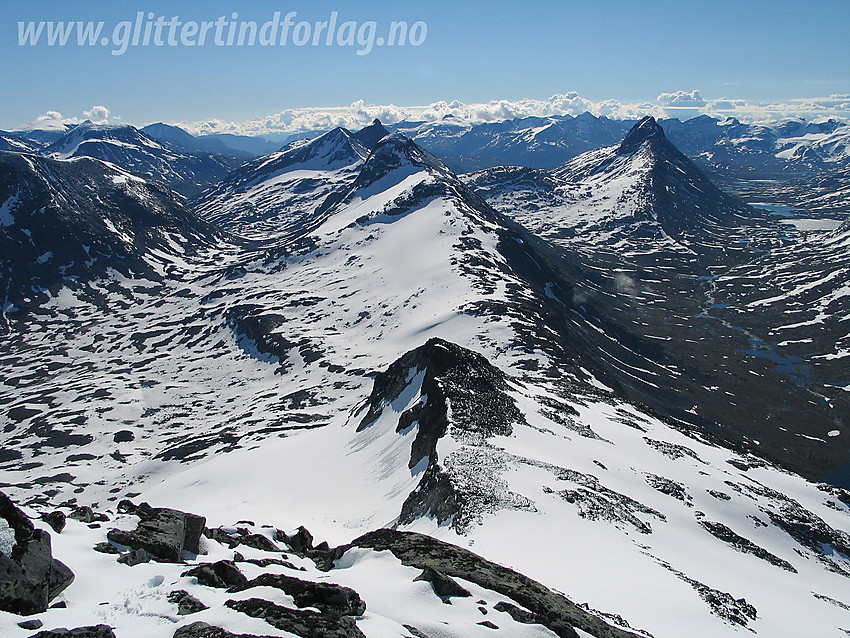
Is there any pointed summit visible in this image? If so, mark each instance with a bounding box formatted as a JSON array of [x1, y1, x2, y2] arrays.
[[354, 119, 389, 150], [618, 116, 666, 154]]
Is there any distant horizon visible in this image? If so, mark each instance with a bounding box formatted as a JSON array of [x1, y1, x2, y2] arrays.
[[8, 90, 850, 139]]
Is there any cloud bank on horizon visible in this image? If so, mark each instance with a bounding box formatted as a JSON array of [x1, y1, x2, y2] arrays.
[[20, 90, 850, 137]]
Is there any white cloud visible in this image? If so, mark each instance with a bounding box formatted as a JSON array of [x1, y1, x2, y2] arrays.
[[20, 110, 74, 131], [83, 105, 110, 123], [657, 90, 706, 107]]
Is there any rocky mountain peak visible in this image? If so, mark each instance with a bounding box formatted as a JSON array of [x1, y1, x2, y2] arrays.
[[353, 119, 390, 150], [618, 115, 667, 154]]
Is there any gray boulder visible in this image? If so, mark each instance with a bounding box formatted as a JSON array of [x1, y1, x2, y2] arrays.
[[107, 502, 205, 562], [0, 492, 75, 615]]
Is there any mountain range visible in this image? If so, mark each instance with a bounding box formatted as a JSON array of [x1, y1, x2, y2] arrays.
[[1, 112, 849, 638]]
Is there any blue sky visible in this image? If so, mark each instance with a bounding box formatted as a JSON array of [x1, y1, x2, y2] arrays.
[[1, 0, 849, 131]]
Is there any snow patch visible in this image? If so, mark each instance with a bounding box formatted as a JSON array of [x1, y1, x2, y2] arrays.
[[0, 192, 19, 228]]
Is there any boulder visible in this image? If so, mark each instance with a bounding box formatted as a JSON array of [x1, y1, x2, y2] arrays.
[[229, 573, 365, 617], [168, 590, 209, 615], [41, 512, 66, 534], [414, 566, 471, 599], [0, 492, 75, 615], [68, 507, 107, 524], [92, 542, 120, 555], [235, 533, 281, 553], [277, 526, 313, 554], [183, 560, 247, 589], [117, 548, 151, 566], [225, 598, 366, 637], [107, 502, 205, 562]]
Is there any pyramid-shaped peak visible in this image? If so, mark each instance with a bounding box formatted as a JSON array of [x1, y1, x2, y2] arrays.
[[618, 116, 667, 154], [354, 119, 390, 150]]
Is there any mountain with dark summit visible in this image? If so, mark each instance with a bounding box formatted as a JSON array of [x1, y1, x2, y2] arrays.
[[0, 151, 220, 310], [44, 121, 242, 197], [466, 119, 848, 485]]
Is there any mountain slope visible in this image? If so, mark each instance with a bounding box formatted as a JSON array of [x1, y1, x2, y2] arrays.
[[0, 151, 220, 313]]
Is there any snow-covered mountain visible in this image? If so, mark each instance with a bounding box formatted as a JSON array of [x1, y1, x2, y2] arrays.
[[384, 113, 850, 181], [192, 121, 389, 241], [549, 116, 763, 250], [390, 113, 630, 173], [44, 122, 243, 197], [1, 119, 850, 638]]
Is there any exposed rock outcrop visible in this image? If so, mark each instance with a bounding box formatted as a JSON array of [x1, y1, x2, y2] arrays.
[[352, 528, 641, 638]]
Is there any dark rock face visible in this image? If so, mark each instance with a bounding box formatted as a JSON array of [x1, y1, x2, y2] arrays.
[[18, 618, 44, 630], [277, 526, 314, 555], [225, 598, 366, 638], [183, 560, 247, 589], [353, 119, 390, 151], [0, 492, 74, 615], [168, 590, 209, 615], [493, 600, 539, 624], [697, 519, 796, 572], [107, 501, 205, 563], [235, 534, 281, 553], [229, 573, 366, 617], [352, 528, 642, 638], [31, 626, 116, 638]]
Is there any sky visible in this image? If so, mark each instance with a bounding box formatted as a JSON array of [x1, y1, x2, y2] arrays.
[[1, 0, 849, 134]]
